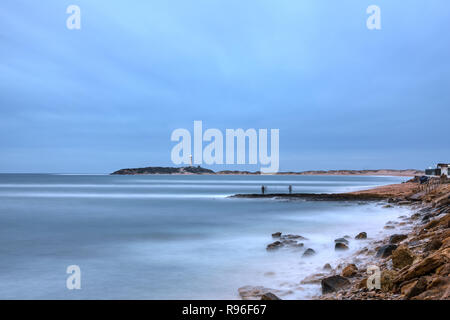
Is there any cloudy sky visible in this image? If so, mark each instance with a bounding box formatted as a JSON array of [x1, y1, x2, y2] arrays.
[[1, 0, 449, 173]]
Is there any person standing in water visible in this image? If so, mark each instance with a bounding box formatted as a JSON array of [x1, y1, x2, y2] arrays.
[[261, 185, 265, 195], [288, 185, 292, 194]]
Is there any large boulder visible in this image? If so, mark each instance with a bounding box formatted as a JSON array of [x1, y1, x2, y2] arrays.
[[376, 244, 398, 258], [394, 248, 450, 284], [401, 277, 429, 299], [341, 264, 358, 277], [355, 232, 367, 240], [392, 246, 415, 269], [424, 238, 442, 252], [321, 275, 350, 294], [412, 276, 450, 300], [389, 234, 408, 244], [381, 269, 399, 292]]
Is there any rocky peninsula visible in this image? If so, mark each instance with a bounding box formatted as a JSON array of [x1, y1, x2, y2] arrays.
[[111, 166, 215, 175], [111, 166, 422, 176], [235, 177, 450, 300]]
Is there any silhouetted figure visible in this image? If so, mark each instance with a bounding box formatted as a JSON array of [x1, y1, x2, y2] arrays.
[[261, 185, 265, 195], [288, 185, 292, 194]]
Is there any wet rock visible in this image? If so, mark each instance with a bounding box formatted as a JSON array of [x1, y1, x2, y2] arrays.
[[412, 276, 450, 300], [423, 219, 439, 230], [341, 264, 358, 277], [392, 246, 415, 269], [271, 232, 282, 238], [355, 232, 367, 240], [302, 248, 316, 257], [357, 277, 369, 289], [400, 280, 417, 296], [281, 234, 308, 241], [394, 248, 450, 284], [424, 238, 442, 252], [402, 277, 429, 299], [301, 273, 326, 284], [384, 225, 395, 230], [376, 244, 398, 258], [238, 286, 286, 300], [435, 263, 450, 276], [389, 234, 408, 244], [292, 242, 304, 249], [335, 242, 349, 251], [381, 270, 398, 292], [335, 237, 349, 245], [323, 263, 332, 271], [266, 241, 283, 251], [383, 204, 393, 208], [261, 292, 281, 300], [321, 275, 350, 294]]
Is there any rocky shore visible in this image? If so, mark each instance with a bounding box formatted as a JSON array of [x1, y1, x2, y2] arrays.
[[237, 178, 450, 300]]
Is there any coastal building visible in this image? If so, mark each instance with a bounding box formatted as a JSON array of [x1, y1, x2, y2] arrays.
[[425, 163, 449, 177]]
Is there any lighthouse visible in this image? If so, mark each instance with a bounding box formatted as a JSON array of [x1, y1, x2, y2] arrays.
[[189, 155, 193, 167]]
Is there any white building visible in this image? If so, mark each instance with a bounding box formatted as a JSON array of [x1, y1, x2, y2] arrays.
[[425, 163, 449, 177]]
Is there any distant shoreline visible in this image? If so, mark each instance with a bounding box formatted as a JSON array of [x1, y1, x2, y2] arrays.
[[111, 166, 423, 177]]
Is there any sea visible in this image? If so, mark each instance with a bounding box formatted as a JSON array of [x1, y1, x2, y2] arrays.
[[0, 174, 412, 299]]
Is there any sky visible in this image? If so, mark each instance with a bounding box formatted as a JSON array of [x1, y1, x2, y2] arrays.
[[0, 0, 449, 173]]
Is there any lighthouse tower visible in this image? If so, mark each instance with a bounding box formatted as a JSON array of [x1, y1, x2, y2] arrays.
[[189, 155, 193, 167]]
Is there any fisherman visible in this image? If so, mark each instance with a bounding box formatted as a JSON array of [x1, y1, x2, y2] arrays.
[[288, 185, 292, 194], [261, 185, 265, 195]]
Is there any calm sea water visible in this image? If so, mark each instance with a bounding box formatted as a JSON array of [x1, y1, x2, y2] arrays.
[[0, 174, 410, 299]]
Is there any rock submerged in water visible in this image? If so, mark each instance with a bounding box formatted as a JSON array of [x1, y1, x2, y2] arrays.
[[334, 238, 349, 245], [376, 244, 398, 258], [267, 233, 307, 251], [335, 242, 349, 250], [355, 232, 367, 240], [281, 234, 308, 240], [321, 275, 350, 294], [266, 241, 283, 251], [272, 232, 282, 238], [238, 286, 288, 300], [302, 248, 316, 257], [300, 273, 327, 284], [260, 292, 281, 300], [323, 263, 332, 271]]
